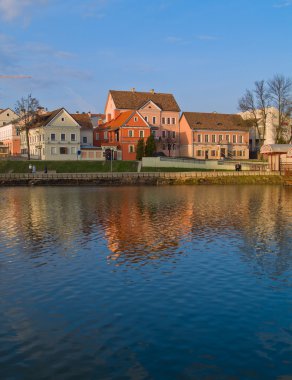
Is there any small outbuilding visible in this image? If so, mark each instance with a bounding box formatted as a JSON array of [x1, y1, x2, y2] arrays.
[[260, 144, 292, 171]]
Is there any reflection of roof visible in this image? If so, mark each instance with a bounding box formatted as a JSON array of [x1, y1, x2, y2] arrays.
[[109, 90, 180, 112], [182, 112, 248, 131], [260, 144, 292, 154]]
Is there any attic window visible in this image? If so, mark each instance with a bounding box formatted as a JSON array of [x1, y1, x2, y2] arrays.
[[7, 113, 9, 116], [134, 117, 138, 122], [61, 117, 65, 122], [148, 106, 151, 109]]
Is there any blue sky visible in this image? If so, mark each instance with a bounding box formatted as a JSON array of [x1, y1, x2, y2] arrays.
[[0, 0, 291, 114]]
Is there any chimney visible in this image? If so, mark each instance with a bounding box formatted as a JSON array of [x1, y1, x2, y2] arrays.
[[131, 87, 136, 92], [76, 111, 79, 114], [150, 89, 155, 94], [88, 111, 91, 117]]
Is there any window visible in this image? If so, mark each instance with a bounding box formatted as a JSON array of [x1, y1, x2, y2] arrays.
[[51, 133, 56, 141], [152, 116, 156, 124], [71, 133, 76, 142], [51, 147, 57, 155], [172, 144, 176, 150], [60, 147, 68, 154], [128, 130, 133, 137], [61, 117, 65, 122], [197, 134, 202, 143], [167, 117, 171, 124], [239, 135, 243, 143], [96, 132, 99, 140], [167, 131, 171, 138], [212, 134, 216, 143], [162, 130, 166, 138], [162, 117, 166, 124], [134, 117, 138, 122], [162, 144, 166, 150], [144, 116, 148, 122], [128, 145, 135, 153], [232, 150, 236, 157], [233, 135, 237, 143], [211, 150, 216, 157], [71, 147, 76, 154], [83, 136, 87, 143], [219, 135, 223, 142], [205, 135, 209, 143], [172, 118, 176, 124], [197, 150, 202, 157], [104, 131, 108, 139], [139, 130, 144, 138], [172, 131, 176, 138], [61, 133, 65, 141], [226, 135, 230, 143]]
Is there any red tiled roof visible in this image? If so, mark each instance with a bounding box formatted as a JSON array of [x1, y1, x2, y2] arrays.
[[182, 112, 249, 131], [71, 113, 93, 129], [109, 90, 180, 112]]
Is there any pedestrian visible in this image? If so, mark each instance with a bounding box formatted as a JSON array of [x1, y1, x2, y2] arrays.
[[29, 164, 32, 173], [32, 165, 36, 174]]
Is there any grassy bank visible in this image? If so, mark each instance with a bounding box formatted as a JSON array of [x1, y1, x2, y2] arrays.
[[0, 160, 138, 173], [141, 167, 227, 172], [172, 175, 283, 185]]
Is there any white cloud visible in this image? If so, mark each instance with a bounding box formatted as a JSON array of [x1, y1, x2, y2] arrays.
[[273, 0, 292, 7], [0, 0, 48, 21], [196, 35, 218, 41]]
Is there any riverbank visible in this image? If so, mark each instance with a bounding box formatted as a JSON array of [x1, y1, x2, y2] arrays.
[[0, 171, 285, 186]]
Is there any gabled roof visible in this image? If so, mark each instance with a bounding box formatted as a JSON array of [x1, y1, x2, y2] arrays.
[[0, 108, 19, 118], [100, 110, 149, 131], [109, 90, 180, 112], [260, 144, 292, 154], [182, 112, 249, 131], [71, 113, 93, 129]]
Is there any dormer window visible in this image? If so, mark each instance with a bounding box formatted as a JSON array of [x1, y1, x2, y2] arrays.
[[217, 122, 223, 126], [196, 121, 201, 125]]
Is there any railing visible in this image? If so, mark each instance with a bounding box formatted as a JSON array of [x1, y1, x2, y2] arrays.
[[0, 171, 281, 181]]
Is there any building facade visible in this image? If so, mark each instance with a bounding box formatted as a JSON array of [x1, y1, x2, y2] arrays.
[[180, 112, 249, 160], [103, 89, 181, 157], [20, 108, 82, 160], [94, 110, 151, 160]]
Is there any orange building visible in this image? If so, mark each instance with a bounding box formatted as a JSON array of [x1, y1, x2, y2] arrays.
[[94, 110, 151, 160]]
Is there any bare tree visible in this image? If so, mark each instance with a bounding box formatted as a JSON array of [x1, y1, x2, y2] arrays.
[[15, 94, 40, 160], [268, 74, 292, 143], [238, 80, 270, 151]]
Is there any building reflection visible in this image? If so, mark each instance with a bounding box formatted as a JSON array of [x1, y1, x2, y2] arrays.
[[0, 186, 291, 277]]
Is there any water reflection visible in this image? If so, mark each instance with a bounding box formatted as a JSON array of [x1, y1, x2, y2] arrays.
[[0, 186, 291, 276]]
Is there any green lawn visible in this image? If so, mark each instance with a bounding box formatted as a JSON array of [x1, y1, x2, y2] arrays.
[[141, 167, 228, 172], [0, 160, 138, 173]]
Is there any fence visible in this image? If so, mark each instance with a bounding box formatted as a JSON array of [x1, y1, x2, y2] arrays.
[[0, 171, 281, 182]]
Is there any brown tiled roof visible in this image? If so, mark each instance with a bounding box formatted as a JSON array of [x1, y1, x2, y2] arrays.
[[71, 113, 93, 129], [109, 90, 180, 112], [182, 112, 249, 131]]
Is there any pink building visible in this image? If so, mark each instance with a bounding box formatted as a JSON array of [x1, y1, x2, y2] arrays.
[[103, 89, 181, 156], [180, 112, 250, 160], [0, 108, 21, 155]]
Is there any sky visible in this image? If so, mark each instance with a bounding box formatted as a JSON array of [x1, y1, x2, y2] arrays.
[[0, 0, 291, 114]]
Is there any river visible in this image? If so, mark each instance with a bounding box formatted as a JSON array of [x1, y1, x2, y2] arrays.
[[0, 185, 291, 379]]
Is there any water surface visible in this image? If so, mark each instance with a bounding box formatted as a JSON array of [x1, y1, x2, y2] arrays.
[[0, 185, 291, 380]]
